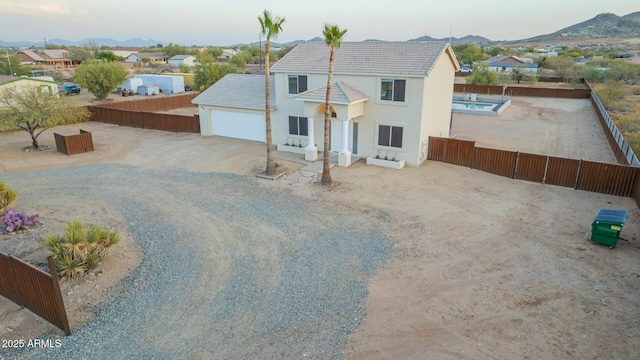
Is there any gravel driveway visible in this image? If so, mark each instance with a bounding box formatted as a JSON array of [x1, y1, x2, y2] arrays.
[[3, 164, 390, 359]]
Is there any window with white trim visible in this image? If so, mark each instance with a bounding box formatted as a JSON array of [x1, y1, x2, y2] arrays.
[[288, 75, 308, 94], [378, 125, 403, 148], [288, 116, 308, 136], [380, 79, 406, 102]]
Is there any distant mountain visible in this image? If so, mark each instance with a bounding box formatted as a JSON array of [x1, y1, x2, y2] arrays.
[[0, 38, 166, 47], [409, 34, 491, 44], [525, 12, 640, 42]]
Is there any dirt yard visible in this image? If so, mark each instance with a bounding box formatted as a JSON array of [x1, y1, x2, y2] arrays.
[[1, 98, 639, 358]]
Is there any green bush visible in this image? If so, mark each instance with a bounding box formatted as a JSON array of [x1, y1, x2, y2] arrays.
[[466, 64, 499, 85], [43, 221, 120, 279]]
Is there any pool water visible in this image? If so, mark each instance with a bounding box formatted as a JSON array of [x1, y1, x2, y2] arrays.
[[451, 101, 496, 111]]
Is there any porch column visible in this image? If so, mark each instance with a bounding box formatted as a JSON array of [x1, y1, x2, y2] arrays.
[[305, 116, 318, 161], [338, 118, 352, 167]]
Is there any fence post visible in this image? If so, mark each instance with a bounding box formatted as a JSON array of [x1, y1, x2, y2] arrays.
[[470, 141, 475, 169], [574, 160, 583, 190], [513, 151, 520, 179], [48, 257, 71, 335], [442, 138, 447, 162]]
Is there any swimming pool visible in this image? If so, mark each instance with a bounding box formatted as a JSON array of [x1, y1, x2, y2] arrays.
[[451, 101, 497, 111], [451, 95, 511, 116]]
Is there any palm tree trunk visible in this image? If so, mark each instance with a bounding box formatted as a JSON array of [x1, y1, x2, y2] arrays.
[[265, 42, 275, 176], [321, 48, 335, 185]]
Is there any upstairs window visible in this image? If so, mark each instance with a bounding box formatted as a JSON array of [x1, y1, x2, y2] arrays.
[[288, 116, 308, 136], [288, 75, 308, 94], [380, 79, 406, 102], [378, 125, 403, 148]]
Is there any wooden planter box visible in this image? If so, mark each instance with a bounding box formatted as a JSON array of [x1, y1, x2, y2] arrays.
[[366, 156, 405, 169], [53, 129, 94, 155], [277, 144, 305, 154]]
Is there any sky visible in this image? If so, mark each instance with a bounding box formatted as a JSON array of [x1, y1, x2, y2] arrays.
[[0, 0, 638, 46]]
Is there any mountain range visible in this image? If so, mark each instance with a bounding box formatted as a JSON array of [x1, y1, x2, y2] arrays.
[[1, 11, 639, 48], [525, 11, 640, 42]]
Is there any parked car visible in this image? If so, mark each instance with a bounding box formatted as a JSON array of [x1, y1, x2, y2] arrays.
[[60, 84, 81, 95], [459, 67, 472, 73], [184, 85, 192, 91]]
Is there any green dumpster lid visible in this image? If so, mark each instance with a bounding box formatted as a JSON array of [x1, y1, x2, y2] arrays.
[[594, 209, 629, 225]]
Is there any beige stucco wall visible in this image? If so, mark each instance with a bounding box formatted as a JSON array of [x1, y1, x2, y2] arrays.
[[419, 51, 458, 164], [0, 79, 59, 110], [273, 52, 456, 167], [0, 78, 59, 98]]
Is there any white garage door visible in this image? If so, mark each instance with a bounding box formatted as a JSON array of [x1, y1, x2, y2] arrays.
[[211, 109, 265, 142]]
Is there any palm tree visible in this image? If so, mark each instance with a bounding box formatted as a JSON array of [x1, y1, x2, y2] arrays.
[[258, 10, 285, 176], [321, 23, 347, 186]]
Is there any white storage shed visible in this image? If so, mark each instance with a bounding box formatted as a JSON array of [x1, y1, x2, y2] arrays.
[[135, 74, 185, 94]]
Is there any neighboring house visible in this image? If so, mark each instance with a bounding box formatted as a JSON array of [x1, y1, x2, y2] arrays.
[[111, 50, 139, 59], [111, 46, 142, 59], [481, 55, 538, 75], [193, 41, 459, 167], [170, 55, 196, 67], [0, 76, 59, 103], [217, 48, 241, 62], [17, 49, 73, 69], [125, 52, 168, 64]]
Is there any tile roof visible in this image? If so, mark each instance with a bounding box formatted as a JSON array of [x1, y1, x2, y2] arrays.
[[18, 50, 45, 62], [271, 41, 453, 77], [192, 74, 276, 110], [138, 52, 166, 58], [484, 55, 533, 64], [41, 49, 68, 60], [296, 82, 369, 104]]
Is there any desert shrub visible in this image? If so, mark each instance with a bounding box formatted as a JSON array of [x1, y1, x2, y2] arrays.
[[43, 221, 120, 279], [179, 64, 190, 74], [596, 81, 624, 107], [0, 181, 18, 215], [1, 209, 39, 232], [466, 64, 499, 85]]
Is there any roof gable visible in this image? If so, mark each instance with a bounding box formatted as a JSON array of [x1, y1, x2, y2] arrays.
[[271, 41, 454, 77], [192, 74, 276, 110]]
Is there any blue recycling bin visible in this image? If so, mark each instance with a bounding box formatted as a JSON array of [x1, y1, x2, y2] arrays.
[[590, 209, 629, 248]]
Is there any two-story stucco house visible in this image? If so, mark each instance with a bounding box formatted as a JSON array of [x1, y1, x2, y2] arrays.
[[193, 41, 459, 167]]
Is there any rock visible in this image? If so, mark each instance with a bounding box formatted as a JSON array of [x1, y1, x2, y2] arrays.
[[7, 326, 14, 332]]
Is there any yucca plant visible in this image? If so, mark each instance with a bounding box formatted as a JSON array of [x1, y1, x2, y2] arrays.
[[62, 221, 90, 261], [85, 251, 101, 270], [43, 234, 64, 259], [0, 180, 19, 215], [42, 221, 121, 279], [56, 253, 86, 279]]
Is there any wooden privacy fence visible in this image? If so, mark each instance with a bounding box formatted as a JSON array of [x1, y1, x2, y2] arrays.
[[0, 254, 70, 335], [89, 107, 200, 133], [427, 137, 640, 200], [95, 92, 198, 112], [54, 129, 94, 155], [453, 84, 591, 98]]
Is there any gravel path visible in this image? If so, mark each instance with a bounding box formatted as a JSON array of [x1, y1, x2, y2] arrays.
[[3, 164, 390, 359]]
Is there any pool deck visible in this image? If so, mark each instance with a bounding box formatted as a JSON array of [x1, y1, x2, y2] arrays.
[[451, 95, 617, 164]]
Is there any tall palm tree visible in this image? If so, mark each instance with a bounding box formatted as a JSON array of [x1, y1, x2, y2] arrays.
[[321, 23, 347, 186], [258, 10, 285, 176]]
